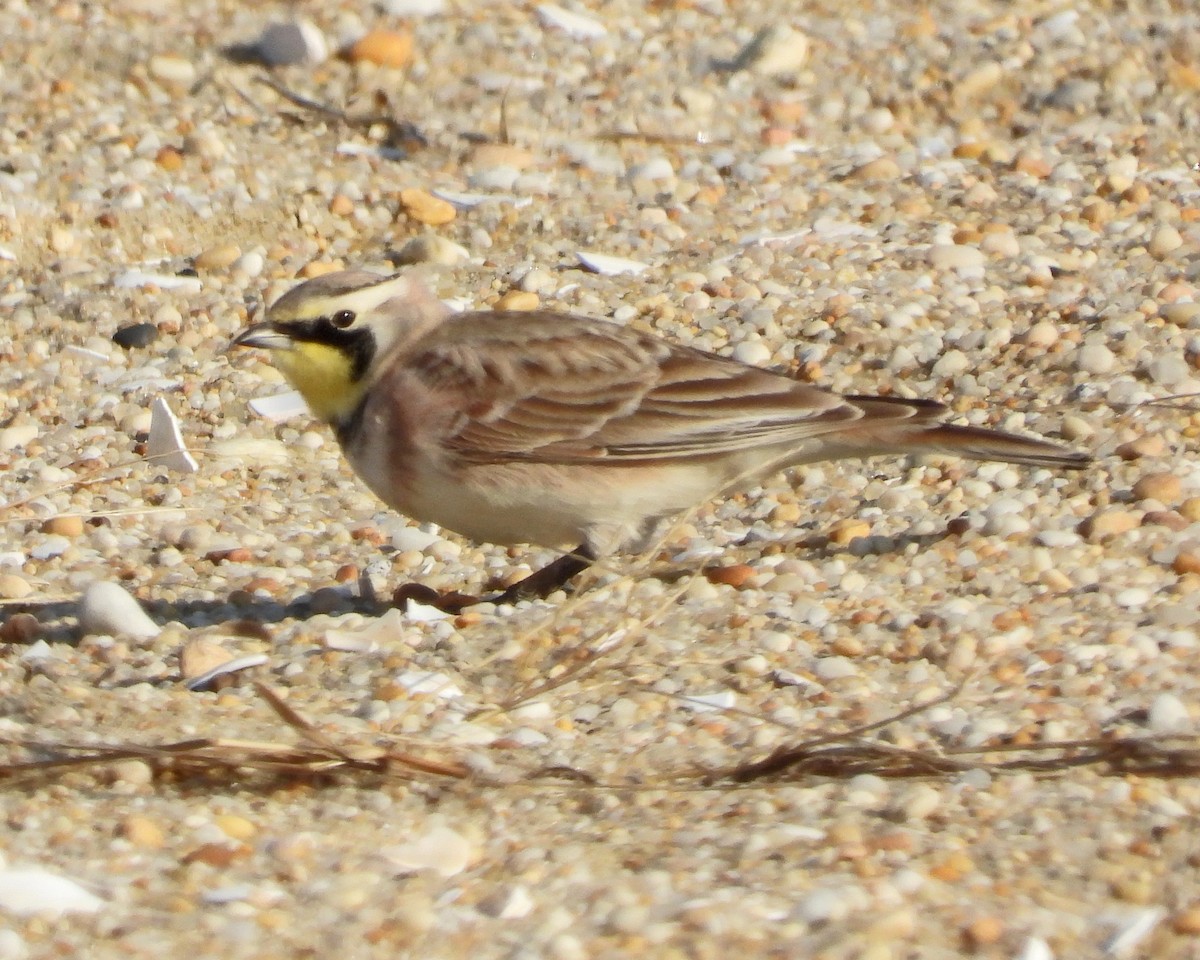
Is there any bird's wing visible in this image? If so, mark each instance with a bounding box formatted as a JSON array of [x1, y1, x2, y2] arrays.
[[409, 312, 915, 465]]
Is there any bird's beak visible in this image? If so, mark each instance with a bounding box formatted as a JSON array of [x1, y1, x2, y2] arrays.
[[228, 322, 294, 352]]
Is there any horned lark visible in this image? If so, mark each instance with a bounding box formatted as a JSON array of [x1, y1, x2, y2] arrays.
[[231, 270, 1090, 606]]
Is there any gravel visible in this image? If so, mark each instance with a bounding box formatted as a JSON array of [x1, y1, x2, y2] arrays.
[[3, 1, 1200, 958]]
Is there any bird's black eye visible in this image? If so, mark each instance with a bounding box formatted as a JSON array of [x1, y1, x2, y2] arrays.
[[331, 309, 356, 329]]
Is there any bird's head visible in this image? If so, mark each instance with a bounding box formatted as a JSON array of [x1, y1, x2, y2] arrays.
[[231, 270, 446, 424]]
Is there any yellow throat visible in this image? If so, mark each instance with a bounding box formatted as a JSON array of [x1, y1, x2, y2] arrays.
[[272, 341, 368, 424]]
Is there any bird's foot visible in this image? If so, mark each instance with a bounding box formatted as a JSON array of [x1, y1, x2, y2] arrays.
[[391, 582, 481, 614]]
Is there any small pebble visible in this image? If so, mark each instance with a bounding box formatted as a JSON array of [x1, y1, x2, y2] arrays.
[[0, 424, 38, 451], [0, 613, 40, 645], [732, 341, 771, 365], [1076, 342, 1115, 375], [1161, 302, 1200, 326], [0, 574, 33, 600], [495, 291, 540, 311], [215, 815, 256, 841], [347, 29, 413, 68], [927, 244, 985, 270], [383, 825, 474, 877], [963, 917, 1005, 949], [121, 816, 166, 849], [194, 243, 241, 271], [1148, 225, 1183, 259], [1148, 692, 1190, 732], [41, 515, 83, 537], [398, 189, 456, 226], [1114, 587, 1151, 608], [704, 564, 756, 588], [179, 637, 235, 681], [1080, 508, 1140, 539], [393, 235, 468, 266], [1132, 472, 1182, 503], [112, 323, 159, 350], [147, 54, 195, 87], [745, 25, 810, 76], [78, 581, 160, 640], [232, 251, 265, 277], [1172, 906, 1200, 936], [828, 518, 870, 545], [1115, 435, 1165, 460], [257, 20, 327, 66], [470, 143, 535, 170], [536, 3, 607, 39], [850, 157, 901, 180]]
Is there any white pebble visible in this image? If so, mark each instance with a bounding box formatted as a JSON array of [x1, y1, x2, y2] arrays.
[[927, 244, 985, 270], [1114, 587, 1151, 608], [746, 25, 810, 76], [0, 424, 38, 451], [382, 825, 474, 877], [732, 341, 772, 365], [1076, 342, 1115, 375], [627, 158, 675, 182], [932, 349, 970, 377], [0, 866, 103, 916], [78, 581, 160, 640], [147, 54, 195, 86], [232, 251, 265, 277], [1148, 692, 1190, 732], [814, 656, 858, 681], [1147, 354, 1190, 387], [31, 536, 70, 560]]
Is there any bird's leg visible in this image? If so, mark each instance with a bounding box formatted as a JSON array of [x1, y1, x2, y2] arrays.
[[391, 581, 481, 614], [390, 546, 596, 613], [487, 545, 596, 605]]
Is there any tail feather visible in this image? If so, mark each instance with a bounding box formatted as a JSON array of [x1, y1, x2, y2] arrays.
[[841, 394, 1091, 470], [912, 422, 1092, 470]]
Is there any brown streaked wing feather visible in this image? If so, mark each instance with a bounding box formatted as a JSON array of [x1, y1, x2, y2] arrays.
[[408, 311, 867, 465]]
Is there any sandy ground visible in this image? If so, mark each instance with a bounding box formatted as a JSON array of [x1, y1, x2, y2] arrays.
[[4, 1, 1200, 957]]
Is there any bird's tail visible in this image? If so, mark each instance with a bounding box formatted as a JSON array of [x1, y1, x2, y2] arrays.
[[842, 395, 1092, 470], [911, 422, 1092, 470]]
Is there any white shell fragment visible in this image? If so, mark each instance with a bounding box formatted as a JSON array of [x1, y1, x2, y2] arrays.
[[147, 397, 198, 473], [0, 245, 15, 261], [257, 20, 328, 67], [113, 269, 202, 293], [1102, 907, 1165, 956], [394, 671, 462, 698], [0, 866, 104, 916], [380, 0, 447, 15], [382, 825, 474, 877], [576, 251, 650, 276], [404, 601, 450, 623], [1018, 938, 1054, 960], [78, 581, 160, 640], [432, 188, 533, 210], [184, 653, 269, 692], [248, 390, 310, 422], [679, 690, 737, 713], [322, 608, 411, 653], [536, 4, 607, 39]]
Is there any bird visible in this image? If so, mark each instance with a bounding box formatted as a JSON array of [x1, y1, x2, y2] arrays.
[[231, 269, 1091, 608]]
